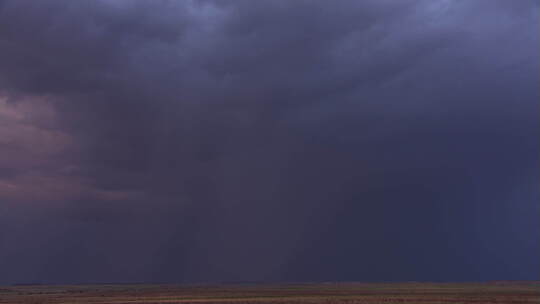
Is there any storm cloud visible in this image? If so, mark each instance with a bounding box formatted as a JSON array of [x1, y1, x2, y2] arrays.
[[0, 0, 538, 284]]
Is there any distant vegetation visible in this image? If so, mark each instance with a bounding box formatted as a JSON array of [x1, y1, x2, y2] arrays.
[[1, 281, 539, 303]]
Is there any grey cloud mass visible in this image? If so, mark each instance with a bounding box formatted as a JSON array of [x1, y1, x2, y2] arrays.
[[0, 0, 538, 284]]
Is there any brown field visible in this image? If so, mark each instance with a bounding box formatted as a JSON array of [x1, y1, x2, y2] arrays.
[[1, 282, 538, 304]]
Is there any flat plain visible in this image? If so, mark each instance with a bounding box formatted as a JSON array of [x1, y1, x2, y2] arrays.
[[1, 282, 538, 304]]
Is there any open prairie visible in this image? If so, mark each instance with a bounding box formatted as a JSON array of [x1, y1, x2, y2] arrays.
[[1, 282, 539, 304]]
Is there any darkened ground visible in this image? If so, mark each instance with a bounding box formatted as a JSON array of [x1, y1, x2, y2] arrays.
[[1, 282, 539, 304]]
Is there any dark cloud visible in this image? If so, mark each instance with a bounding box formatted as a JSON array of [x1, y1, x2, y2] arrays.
[[0, 0, 538, 284]]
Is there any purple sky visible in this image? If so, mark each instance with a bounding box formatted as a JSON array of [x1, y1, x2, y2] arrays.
[[0, 0, 538, 284]]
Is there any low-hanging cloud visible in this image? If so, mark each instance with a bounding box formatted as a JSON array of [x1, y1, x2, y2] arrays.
[[0, 0, 538, 284]]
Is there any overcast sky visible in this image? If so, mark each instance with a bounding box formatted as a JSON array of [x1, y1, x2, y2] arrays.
[[0, 0, 538, 285]]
